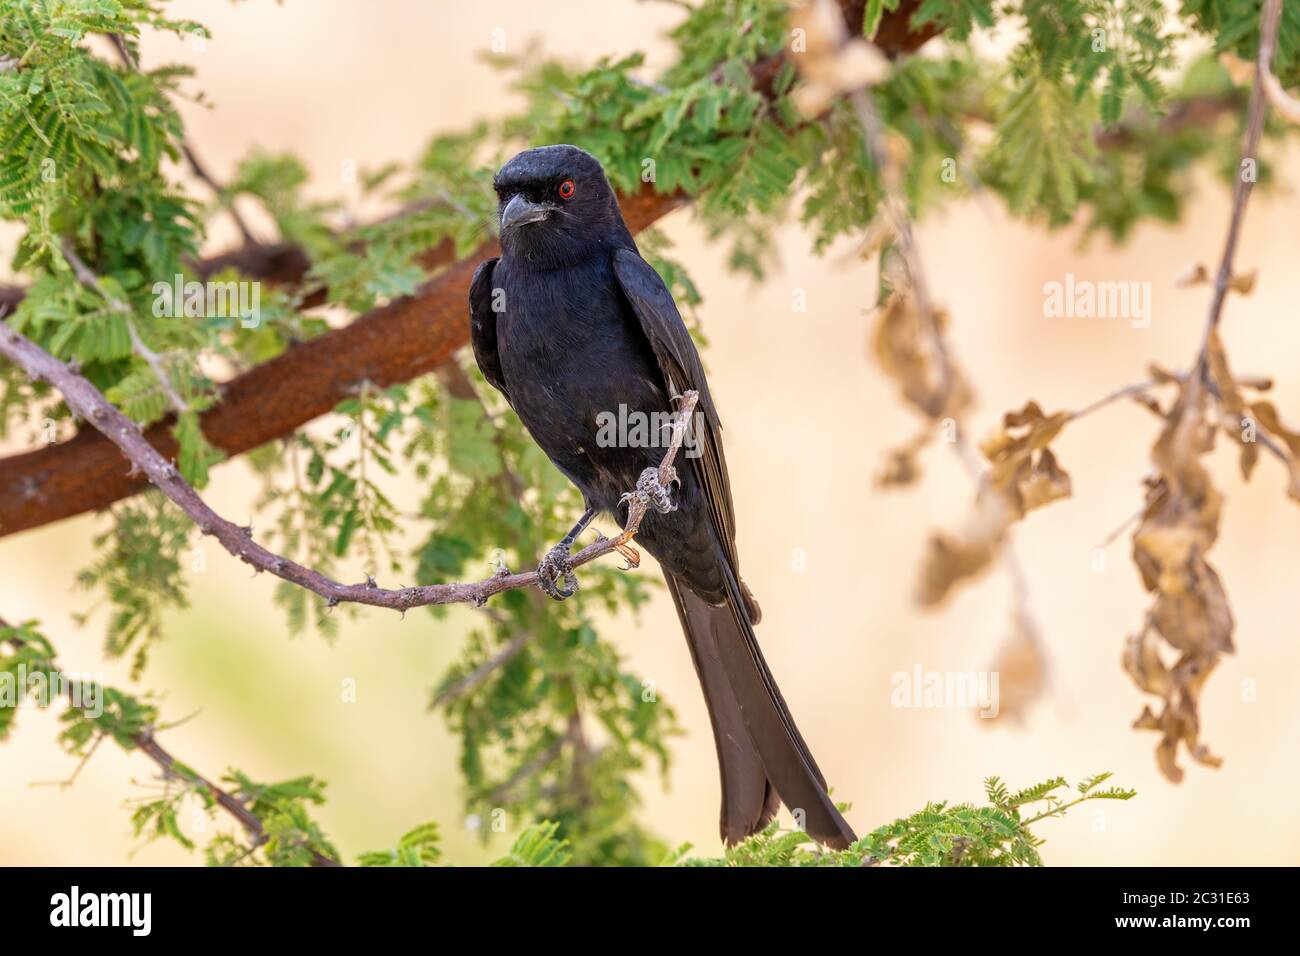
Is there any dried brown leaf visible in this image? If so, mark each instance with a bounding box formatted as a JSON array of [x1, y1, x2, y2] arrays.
[[1175, 263, 1210, 288], [980, 401, 1073, 516], [1229, 270, 1257, 295], [1173, 263, 1255, 294], [915, 489, 1013, 606], [875, 430, 932, 488], [982, 607, 1047, 724], [1127, 374, 1232, 782], [789, 0, 891, 116], [872, 291, 973, 421], [1122, 626, 1173, 698], [1013, 447, 1073, 515], [1249, 400, 1300, 502]]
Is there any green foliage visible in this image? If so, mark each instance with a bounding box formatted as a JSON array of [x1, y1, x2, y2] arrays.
[[1016, 0, 1172, 125], [1, 617, 160, 758], [0, 0, 1266, 867], [9, 616, 1135, 867], [678, 773, 1135, 867], [1182, 0, 1300, 84], [415, 363, 678, 866], [490, 821, 572, 867], [0, 617, 59, 740], [74, 490, 192, 677], [357, 821, 443, 867]]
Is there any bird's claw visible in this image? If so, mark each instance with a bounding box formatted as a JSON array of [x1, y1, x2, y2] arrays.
[[620, 466, 677, 515], [536, 542, 579, 601], [613, 540, 641, 570]]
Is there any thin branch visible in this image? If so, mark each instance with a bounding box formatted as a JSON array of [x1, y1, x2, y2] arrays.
[[180, 142, 259, 247], [1191, 0, 1278, 374], [847, 52, 1051, 681], [848, 87, 954, 398], [485, 736, 567, 805], [0, 617, 341, 867], [0, 186, 679, 538], [1260, 0, 1300, 126], [0, 320, 698, 612], [106, 32, 259, 246], [0, 0, 933, 539], [1068, 379, 1161, 422], [431, 630, 533, 708], [59, 238, 190, 414]]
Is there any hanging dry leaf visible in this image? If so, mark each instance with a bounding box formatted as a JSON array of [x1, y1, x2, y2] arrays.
[[980, 401, 1073, 516], [1204, 329, 1260, 482], [916, 401, 1074, 606], [1229, 270, 1258, 295], [1175, 263, 1210, 288], [1126, 376, 1232, 782], [915, 487, 1013, 606], [1173, 263, 1256, 295], [1126, 625, 1223, 784], [789, 0, 891, 117], [875, 430, 932, 488], [1014, 448, 1073, 513], [872, 291, 973, 422], [982, 606, 1048, 725], [1249, 400, 1300, 502]]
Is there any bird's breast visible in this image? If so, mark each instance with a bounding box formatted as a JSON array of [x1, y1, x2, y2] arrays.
[[493, 257, 671, 499]]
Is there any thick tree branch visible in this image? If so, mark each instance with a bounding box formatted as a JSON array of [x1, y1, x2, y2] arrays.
[[0, 320, 698, 611], [0, 0, 933, 539], [0, 188, 678, 538]]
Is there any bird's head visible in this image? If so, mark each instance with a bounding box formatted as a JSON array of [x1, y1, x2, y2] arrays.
[[493, 145, 632, 267]]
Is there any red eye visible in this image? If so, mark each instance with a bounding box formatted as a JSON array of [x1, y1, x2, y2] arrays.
[[558, 178, 575, 200]]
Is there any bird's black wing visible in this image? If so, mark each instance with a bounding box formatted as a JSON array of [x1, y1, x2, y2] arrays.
[[468, 256, 509, 401], [615, 248, 853, 847], [611, 247, 738, 570]]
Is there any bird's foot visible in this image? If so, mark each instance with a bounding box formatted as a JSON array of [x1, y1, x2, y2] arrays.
[[536, 542, 579, 601], [620, 466, 677, 516], [613, 539, 641, 570]]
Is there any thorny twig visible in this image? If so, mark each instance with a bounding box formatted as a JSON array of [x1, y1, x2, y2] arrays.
[[0, 321, 698, 613], [59, 239, 191, 415], [0, 617, 341, 866]]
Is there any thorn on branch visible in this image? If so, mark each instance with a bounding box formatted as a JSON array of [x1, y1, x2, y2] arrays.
[[0, 323, 697, 616]]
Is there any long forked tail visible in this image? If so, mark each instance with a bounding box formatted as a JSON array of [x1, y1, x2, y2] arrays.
[[664, 569, 857, 849]]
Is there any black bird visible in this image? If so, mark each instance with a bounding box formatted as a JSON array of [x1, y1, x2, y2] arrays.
[[469, 144, 856, 849]]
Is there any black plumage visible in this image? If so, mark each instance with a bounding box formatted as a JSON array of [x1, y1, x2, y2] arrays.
[[469, 144, 856, 848]]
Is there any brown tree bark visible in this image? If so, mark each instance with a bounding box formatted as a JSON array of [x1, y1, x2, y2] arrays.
[[0, 189, 680, 537], [0, 1, 937, 539]]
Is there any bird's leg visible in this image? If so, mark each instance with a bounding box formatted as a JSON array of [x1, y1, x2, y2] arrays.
[[620, 465, 678, 516], [536, 506, 597, 601]]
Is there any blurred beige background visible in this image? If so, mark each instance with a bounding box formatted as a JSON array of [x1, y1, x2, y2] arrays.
[[2, 0, 1299, 866]]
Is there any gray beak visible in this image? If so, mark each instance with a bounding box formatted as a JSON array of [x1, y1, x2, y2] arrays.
[[500, 194, 551, 233]]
